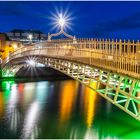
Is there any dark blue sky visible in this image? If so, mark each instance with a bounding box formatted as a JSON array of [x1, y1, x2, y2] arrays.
[[1, 1, 140, 40]]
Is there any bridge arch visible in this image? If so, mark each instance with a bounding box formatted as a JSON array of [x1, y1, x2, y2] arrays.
[[3, 52, 140, 121]]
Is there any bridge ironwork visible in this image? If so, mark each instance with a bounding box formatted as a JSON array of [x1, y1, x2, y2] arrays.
[[2, 38, 140, 121]]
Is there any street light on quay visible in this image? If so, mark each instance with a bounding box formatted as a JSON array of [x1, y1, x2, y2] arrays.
[[28, 34, 33, 44]]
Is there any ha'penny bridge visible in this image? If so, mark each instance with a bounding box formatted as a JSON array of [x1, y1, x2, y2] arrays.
[[1, 26, 140, 122]]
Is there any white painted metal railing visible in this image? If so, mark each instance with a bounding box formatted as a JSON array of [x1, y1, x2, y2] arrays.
[[3, 41, 140, 79]]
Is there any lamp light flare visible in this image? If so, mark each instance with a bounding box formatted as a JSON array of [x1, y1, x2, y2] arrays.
[[57, 13, 66, 27], [26, 60, 35, 66], [58, 17, 65, 27], [49, 9, 73, 31], [12, 44, 17, 49], [28, 34, 33, 40]]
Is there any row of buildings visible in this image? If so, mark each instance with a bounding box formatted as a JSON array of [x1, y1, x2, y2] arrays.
[[0, 29, 47, 62], [6, 29, 47, 43]]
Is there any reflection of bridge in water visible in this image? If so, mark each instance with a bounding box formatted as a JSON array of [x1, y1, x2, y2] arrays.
[[1, 38, 140, 121]]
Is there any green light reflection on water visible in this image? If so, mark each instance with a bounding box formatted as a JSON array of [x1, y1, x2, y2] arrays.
[[37, 80, 140, 139], [0, 79, 140, 139], [1, 80, 15, 103]]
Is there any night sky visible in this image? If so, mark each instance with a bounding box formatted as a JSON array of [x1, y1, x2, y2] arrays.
[[1, 1, 140, 40]]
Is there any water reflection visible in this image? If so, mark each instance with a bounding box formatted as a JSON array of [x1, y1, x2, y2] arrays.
[[2, 81, 15, 103], [35, 82, 49, 103], [84, 128, 98, 139], [23, 83, 36, 105], [21, 101, 40, 139], [6, 84, 20, 132], [83, 81, 97, 128], [0, 92, 4, 119], [0, 79, 140, 139], [18, 83, 24, 105], [59, 81, 78, 123], [21, 81, 49, 139]]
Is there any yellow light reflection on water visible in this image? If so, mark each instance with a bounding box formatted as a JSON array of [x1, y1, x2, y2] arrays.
[[83, 81, 97, 128], [59, 80, 78, 123], [0, 92, 4, 119]]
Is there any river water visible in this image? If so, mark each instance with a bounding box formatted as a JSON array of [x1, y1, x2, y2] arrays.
[[0, 78, 140, 139]]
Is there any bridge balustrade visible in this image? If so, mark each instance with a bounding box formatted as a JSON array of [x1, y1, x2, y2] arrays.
[[3, 38, 140, 79]]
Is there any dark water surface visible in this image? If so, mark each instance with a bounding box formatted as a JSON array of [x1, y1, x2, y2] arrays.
[[0, 78, 140, 139]]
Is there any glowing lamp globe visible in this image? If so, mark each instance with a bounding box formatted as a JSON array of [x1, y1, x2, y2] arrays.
[[29, 60, 35, 65], [28, 34, 33, 40], [27, 60, 35, 66], [58, 17, 65, 27]]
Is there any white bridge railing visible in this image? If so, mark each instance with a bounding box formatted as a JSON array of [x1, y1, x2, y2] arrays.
[[3, 39, 140, 79]]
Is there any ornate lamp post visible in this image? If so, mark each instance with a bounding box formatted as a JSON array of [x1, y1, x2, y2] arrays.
[[48, 14, 76, 43]]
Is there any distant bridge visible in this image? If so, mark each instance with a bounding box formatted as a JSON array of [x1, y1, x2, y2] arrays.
[[2, 38, 140, 121]]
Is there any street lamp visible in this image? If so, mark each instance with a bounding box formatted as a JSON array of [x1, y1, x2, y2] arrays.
[[58, 15, 66, 30], [26, 59, 35, 67], [28, 34, 33, 44], [48, 13, 76, 42], [12, 44, 17, 50]]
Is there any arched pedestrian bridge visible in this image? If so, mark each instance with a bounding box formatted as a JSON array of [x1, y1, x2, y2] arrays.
[[2, 38, 140, 121]]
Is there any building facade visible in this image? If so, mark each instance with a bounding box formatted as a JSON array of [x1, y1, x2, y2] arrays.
[[0, 33, 23, 62]]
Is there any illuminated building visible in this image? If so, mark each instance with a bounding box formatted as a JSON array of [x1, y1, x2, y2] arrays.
[[0, 33, 23, 61]]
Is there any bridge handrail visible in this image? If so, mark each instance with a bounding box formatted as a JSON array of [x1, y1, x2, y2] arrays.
[[3, 44, 140, 79]]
